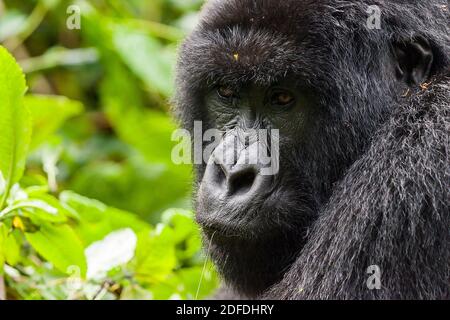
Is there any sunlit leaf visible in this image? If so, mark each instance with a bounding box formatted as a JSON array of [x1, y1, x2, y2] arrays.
[[112, 24, 174, 97], [85, 228, 137, 280], [13, 199, 67, 223], [25, 224, 87, 277], [0, 46, 31, 208], [3, 230, 22, 266], [133, 225, 177, 283], [25, 95, 84, 150], [60, 191, 150, 245], [120, 285, 153, 300]]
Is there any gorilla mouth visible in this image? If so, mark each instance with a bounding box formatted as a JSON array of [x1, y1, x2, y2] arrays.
[[195, 171, 315, 242], [196, 212, 263, 240]]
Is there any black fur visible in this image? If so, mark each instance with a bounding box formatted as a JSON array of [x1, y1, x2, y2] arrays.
[[174, 0, 450, 299], [265, 73, 450, 299]]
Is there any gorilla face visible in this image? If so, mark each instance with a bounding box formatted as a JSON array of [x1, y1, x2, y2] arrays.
[[195, 81, 318, 294], [175, 0, 437, 297], [197, 80, 316, 237]]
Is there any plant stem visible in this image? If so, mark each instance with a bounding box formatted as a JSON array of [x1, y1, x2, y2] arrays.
[[117, 18, 185, 42], [0, 276, 5, 300], [19, 47, 99, 74], [0, 179, 11, 211], [5, 2, 48, 52]]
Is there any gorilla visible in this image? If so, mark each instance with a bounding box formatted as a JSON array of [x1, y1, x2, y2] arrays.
[[174, 0, 449, 299]]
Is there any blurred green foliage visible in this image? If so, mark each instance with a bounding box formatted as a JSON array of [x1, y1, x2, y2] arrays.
[[0, 0, 218, 300]]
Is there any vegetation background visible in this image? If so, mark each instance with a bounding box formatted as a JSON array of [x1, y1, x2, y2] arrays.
[[0, 0, 219, 300]]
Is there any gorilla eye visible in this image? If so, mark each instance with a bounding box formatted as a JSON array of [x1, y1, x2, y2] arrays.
[[217, 85, 235, 99], [271, 90, 295, 106]]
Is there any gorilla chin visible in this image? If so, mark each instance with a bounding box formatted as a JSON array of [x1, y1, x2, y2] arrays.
[[195, 147, 316, 297], [196, 191, 312, 298]]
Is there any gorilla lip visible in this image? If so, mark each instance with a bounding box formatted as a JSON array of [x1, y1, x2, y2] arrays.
[[197, 216, 248, 238], [197, 213, 265, 240]]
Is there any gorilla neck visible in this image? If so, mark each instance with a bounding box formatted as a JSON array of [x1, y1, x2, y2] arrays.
[[207, 232, 305, 298]]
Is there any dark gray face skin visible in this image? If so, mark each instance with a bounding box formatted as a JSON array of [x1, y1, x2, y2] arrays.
[[207, 81, 308, 133], [198, 80, 310, 227], [195, 81, 319, 296], [197, 81, 312, 230]]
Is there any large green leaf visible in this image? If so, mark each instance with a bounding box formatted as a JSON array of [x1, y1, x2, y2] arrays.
[[25, 95, 84, 150], [120, 285, 154, 300], [100, 61, 182, 165], [59, 191, 151, 245], [132, 225, 177, 283], [0, 46, 31, 208], [25, 224, 87, 277], [162, 209, 202, 262], [99, 62, 192, 220], [2, 229, 21, 266], [70, 155, 190, 222], [112, 24, 175, 97], [11, 199, 67, 223], [0, 223, 6, 271], [145, 264, 219, 300], [85, 228, 137, 279]]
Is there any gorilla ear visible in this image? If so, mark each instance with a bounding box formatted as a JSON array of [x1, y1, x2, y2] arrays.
[[394, 37, 434, 86]]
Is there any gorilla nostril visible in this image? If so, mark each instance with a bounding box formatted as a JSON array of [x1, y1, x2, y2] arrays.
[[213, 162, 227, 186], [228, 168, 257, 196]]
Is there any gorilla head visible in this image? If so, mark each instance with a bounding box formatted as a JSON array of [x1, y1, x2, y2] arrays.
[[174, 0, 449, 298]]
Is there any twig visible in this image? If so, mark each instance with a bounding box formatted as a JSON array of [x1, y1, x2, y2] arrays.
[[115, 18, 185, 42], [92, 280, 113, 300], [0, 275, 6, 300], [19, 47, 99, 73], [4, 2, 48, 52]]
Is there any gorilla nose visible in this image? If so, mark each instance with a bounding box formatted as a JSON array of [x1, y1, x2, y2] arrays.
[[205, 158, 273, 200]]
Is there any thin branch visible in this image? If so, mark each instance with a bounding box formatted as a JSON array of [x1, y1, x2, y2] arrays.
[[19, 47, 99, 74], [115, 18, 185, 42], [4, 2, 48, 52], [0, 275, 5, 300]]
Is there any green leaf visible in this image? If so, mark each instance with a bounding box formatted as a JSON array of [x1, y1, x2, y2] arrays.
[[132, 225, 177, 283], [162, 209, 198, 244], [40, 0, 61, 9], [85, 228, 137, 280], [0, 173, 5, 199], [3, 230, 22, 266], [0, 192, 70, 223], [70, 152, 190, 222], [15, 199, 67, 223], [112, 24, 174, 97], [25, 95, 83, 150], [100, 61, 185, 165], [162, 209, 202, 261], [146, 264, 219, 300], [59, 191, 150, 245], [176, 265, 219, 300], [25, 224, 87, 277], [0, 223, 6, 271], [120, 285, 153, 300], [0, 46, 31, 209]]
